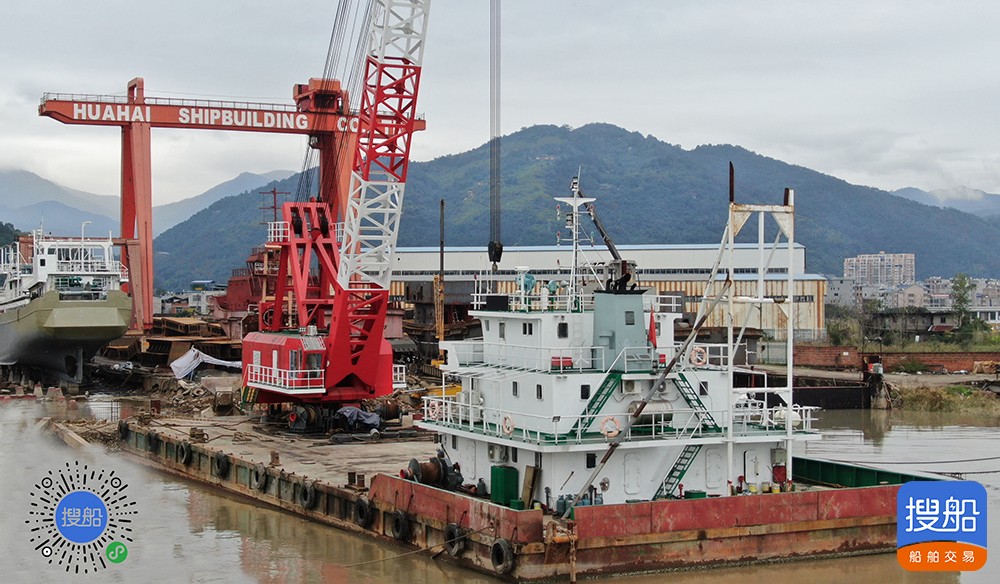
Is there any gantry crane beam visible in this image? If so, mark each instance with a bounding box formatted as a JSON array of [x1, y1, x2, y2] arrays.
[[38, 76, 424, 332]]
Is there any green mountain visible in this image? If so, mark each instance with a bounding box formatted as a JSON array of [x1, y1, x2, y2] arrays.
[[153, 174, 316, 291], [153, 123, 1000, 290], [153, 170, 295, 235], [894, 186, 1000, 218]]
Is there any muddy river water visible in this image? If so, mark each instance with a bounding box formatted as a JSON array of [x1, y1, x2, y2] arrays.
[[0, 402, 995, 583]]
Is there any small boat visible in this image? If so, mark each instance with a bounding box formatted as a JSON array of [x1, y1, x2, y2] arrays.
[[0, 229, 132, 383]]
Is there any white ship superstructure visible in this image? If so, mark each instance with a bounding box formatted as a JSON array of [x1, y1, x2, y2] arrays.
[[419, 184, 818, 507], [0, 229, 131, 382]]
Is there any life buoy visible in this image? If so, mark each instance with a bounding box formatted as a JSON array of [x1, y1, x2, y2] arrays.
[[117, 420, 130, 440], [444, 522, 466, 557], [212, 451, 231, 479], [354, 498, 374, 528], [600, 416, 621, 438], [491, 538, 515, 575], [501, 416, 515, 436], [146, 431, 160, 453], [177, 441, 193, 466], [689, 346, 708, 366], [427, 400, 441, 421], [250, 463, 268, 492], [298, 481, 318, 509], [390, 510, 411, 541]]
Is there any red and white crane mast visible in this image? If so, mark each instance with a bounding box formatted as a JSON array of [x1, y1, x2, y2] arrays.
[[242, 0, 430, 411]]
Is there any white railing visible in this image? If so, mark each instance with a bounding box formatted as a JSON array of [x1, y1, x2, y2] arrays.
[[268, 221, 289, 243], [421, 395, 816, 446], [445, 341, 665, 374], [393, 364, 407, 390], [679, 342, 733, 368], [54, 260, 123, 275], [245, 363, 325, 393], [444, 339, 731, 375], [483, 342, 604, 372], [472, 289, 596, 313]]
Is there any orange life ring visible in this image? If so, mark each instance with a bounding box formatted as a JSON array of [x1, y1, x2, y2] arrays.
[[689, 346, 708, 366], [427, 401, 441, 420], [501, 416, 515, 436], [600, 416, 621, 438]]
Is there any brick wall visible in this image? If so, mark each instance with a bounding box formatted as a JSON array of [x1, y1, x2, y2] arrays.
[[794, 346, 861, 369], [795, 346, 1000, 372]]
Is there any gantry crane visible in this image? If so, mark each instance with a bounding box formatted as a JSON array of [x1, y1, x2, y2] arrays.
[[39, 76, 422, 332], [241, 0, 431, 416]]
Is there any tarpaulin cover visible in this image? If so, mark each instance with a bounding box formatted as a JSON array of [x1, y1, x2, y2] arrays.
[[170, 347, 242, 379], [335, 406, 381, 430]]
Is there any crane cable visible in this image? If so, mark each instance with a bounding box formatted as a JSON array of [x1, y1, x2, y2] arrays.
[[487, 0, 503, 270], [296, 0, 373, 203]]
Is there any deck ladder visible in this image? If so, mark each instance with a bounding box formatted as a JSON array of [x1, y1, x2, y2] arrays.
[[673, 373, 721, 432], [568, 372, 622, 436], [654, 444, 702, 500]]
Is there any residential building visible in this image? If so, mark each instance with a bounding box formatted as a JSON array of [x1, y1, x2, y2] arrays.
[[843, 252, 915, 287]]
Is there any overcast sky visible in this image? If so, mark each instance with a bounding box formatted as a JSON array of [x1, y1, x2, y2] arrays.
[[2, 0, 999, 204]]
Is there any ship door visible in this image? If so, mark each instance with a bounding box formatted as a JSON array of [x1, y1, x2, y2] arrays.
[[705, 448, 724, 490], [624, 453, 640, 495]]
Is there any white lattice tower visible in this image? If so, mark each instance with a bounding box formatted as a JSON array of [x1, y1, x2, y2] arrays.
[[339, 0, 429, 291]]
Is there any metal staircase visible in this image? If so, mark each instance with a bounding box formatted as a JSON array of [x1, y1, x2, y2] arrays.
[[568, 372, 622, 436], [654, 444, 702, 500], [673, 373, 721, 432]]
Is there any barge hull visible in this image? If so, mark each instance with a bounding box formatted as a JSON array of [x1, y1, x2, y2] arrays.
[[116, 421, 903, 581]]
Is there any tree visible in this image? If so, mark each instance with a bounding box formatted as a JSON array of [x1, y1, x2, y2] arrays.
[[951, 273, 974, 329], [0, 222, 20, 247]]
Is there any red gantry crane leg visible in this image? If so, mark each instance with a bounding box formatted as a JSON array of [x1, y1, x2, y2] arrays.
[[120, 78, 154, 331]]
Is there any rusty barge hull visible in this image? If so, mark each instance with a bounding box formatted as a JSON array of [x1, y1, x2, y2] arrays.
[[112, 419, 904, 581]]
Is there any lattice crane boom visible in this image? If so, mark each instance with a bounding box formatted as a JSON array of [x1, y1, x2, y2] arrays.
[[244, 0, 431, 408]]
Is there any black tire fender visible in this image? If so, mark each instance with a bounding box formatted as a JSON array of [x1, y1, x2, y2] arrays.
[[298, 481, 318, 509], [212, 451, 231, 479], [249, 463, 269, 492], [444, 522, 466, 557], [177, 441, 193, 466], [354, 498, 373, 529], [117, 420, 130, 440], [390, 510, 411, 541], [146, 431, 160, 453], [491, 538, 515, 575]]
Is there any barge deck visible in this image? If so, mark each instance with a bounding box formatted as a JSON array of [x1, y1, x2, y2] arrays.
[[98, 416, 927, 581]]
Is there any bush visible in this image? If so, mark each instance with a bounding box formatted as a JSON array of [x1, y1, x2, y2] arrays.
[[897, 385, 1000, 413], [895, 358, 929, 374]]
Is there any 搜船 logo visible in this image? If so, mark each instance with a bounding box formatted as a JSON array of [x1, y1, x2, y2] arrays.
[[26, 461, 138, 573], [897, 480, 987, 571]]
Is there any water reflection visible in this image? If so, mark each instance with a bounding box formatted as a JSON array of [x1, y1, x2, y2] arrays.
[[3, 400, 994, 582]]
